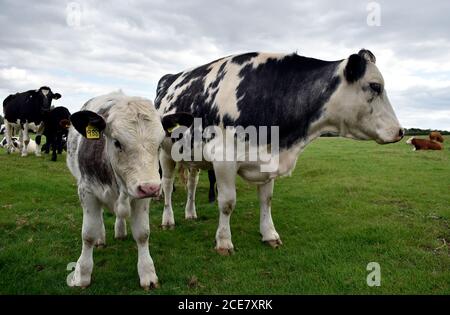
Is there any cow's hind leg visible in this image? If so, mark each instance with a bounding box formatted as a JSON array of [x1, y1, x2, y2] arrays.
[[69, 187, 103, 288], [185, 168, 199, 220], [214, 162, 237, 255], [131, 199, 158, 289], [95, 209, 106, 248], [258, 179, 282, 248], [160, 150, 176, 229]]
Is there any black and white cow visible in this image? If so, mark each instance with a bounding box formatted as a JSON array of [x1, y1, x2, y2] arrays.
[[66, 91, 192, 288], [42, 106, 71, 161], [155, 49, 403, 255], [3, 86, 61, 156]]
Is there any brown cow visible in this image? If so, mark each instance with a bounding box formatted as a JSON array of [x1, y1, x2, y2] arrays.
[[429, 131, 444, 143], [406, 137, 442, 150]]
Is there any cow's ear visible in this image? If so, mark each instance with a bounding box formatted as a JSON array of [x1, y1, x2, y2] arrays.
[[358, 49, 376, 64], [344, 54, 367, 83], [53, 93, 61, 100], [59, 119, 71, 129], [161, 112, 194, 134], [70, 110, 106, 139]]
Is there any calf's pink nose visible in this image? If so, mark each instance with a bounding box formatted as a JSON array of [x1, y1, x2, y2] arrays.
[[137, 184, 160, 198]]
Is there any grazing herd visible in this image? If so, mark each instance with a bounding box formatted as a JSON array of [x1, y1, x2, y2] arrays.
[[0, 49, 447, 289]]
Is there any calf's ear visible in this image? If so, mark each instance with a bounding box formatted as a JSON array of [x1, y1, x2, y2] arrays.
[[161, 112, 194, 134], [53, 93, 62, 100], [70, 110, 106, 139], [344, 53, 367, 83]]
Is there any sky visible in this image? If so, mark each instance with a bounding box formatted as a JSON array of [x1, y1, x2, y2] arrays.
[[1, 0, 449, 130]]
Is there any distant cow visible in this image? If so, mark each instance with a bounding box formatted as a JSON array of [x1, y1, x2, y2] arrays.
[[155, 49, 403, 255], [3, 86, 61, 156], [429, 131, 444, 143], [1, 136, 36, 154], [42, 106, 71, 161], [66, 91, 192, 289], [406, 137, 442, 150]]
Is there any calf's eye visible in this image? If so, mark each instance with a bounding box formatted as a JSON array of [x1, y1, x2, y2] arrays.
[[369, 83, 383, 94]]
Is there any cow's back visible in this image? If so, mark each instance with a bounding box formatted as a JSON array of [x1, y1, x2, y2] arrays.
[[155, 52, 340, 149]]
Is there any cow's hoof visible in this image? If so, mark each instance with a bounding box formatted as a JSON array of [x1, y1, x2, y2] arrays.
[[264, 239, 283, 248], [161, 224, 175, 230], [115, 235, 127, 240], [216, 247, 234, 256]]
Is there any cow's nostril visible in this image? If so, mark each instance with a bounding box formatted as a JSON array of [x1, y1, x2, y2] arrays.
[[399, 129, 404, 138], [138, 184, 161, 197]]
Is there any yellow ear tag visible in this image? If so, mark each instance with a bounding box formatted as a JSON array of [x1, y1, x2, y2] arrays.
[[86, 124, 100, 139], [167, 123, 181, 133]]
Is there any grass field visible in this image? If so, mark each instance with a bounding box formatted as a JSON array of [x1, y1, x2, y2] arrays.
[[0, 136, 449, 295]]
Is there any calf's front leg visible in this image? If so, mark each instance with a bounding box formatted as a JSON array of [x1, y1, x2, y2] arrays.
[[131, 199, 159, 289], [69, 188, 103, 288]]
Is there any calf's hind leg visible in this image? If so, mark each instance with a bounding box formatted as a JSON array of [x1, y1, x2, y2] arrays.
[[258, 179, 282, 248]]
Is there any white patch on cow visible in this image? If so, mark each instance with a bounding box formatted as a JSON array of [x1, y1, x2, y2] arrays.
[[41, 88, 49, 96], [406, 136, 414, 144]]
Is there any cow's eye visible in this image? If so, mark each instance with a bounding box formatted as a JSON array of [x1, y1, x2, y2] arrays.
[[369, 83, 383, 94], [113, 140, 122, 150]]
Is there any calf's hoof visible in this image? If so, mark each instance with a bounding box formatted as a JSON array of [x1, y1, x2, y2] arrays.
[[264, 239, 283, 248], [215, 247, 234, 256], [161, 224, 175, 230], [142, 281, 160, 291]]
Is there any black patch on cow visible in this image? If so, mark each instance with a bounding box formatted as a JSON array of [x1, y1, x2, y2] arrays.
[[344, 54, 367, 83], [154, 73, 182, 110], [157, 52, 342, 149], [231, 52, 258, 65], [78, 136, 113, 186], [233, 54, 341, 148]]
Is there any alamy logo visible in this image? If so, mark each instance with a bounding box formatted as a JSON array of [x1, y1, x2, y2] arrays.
[[366, 262, 381, 287], [169, 118, 280, 172]]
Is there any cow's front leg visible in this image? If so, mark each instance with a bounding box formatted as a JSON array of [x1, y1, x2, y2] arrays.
[[69, 188, 102, 288], [21, 122, 29, 157], [214, 162, 237, 255], [258, 179, 282, 248], [185, 168, 199, 220], [131, 199, 158, 289], [160, 151, 176, 229]]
